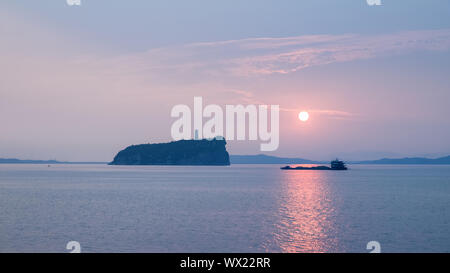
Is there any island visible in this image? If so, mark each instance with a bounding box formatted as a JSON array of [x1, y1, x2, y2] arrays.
[[109, 138, 230, 166], [281, 159, 348, 170]]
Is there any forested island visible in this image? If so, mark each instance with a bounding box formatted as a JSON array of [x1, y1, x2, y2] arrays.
[[109, 138, 230, 165]]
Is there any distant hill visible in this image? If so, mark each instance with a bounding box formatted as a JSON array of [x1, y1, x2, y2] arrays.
[[356, 156, 450, 164], [230, 154, 323, 164], [110, 139, 230, 165], [0, 158, 105, 164], [0, 158, 65, 164]]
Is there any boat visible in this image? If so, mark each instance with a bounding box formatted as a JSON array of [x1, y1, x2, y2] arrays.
[[330, 159, 347, 170], [281, 159, 348, 170]]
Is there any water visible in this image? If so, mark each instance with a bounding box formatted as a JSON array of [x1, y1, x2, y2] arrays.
[[0, 164, 449, 253]]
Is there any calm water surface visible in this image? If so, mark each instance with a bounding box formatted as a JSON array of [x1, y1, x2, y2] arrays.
[[0, 164, 449, 252]]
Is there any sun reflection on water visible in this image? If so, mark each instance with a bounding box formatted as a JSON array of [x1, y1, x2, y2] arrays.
[[273, 169, 339, 252]]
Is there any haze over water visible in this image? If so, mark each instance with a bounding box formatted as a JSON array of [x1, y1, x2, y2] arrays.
[[1, 164, 449, 253]]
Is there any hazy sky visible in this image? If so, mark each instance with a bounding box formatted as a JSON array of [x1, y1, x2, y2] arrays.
[[1, 0, 450, 161]]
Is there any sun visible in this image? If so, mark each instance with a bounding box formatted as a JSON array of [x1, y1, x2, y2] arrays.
[[299, 111, 309, 122]]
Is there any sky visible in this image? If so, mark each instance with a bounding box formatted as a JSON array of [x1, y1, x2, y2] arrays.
[[1, 0, 450, 161]]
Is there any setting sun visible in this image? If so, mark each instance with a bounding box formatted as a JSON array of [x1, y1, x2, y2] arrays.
[[299, 111, 309, 122]]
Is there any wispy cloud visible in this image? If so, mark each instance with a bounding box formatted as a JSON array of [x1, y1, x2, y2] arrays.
[[280, 108, 355, 119], [223, 30, 450, 76], [88, 30, 450, 121], [115, 29, 450, 77], [214, 91, 356, 119]]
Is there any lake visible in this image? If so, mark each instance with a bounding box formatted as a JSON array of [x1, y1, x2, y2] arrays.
[[0, 164, 449, 253]]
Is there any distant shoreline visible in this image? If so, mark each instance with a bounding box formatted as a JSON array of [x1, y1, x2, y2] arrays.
[[0, 158, 107, 164], [230, 154, 450, 165], [2, 154, 450, 165]]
